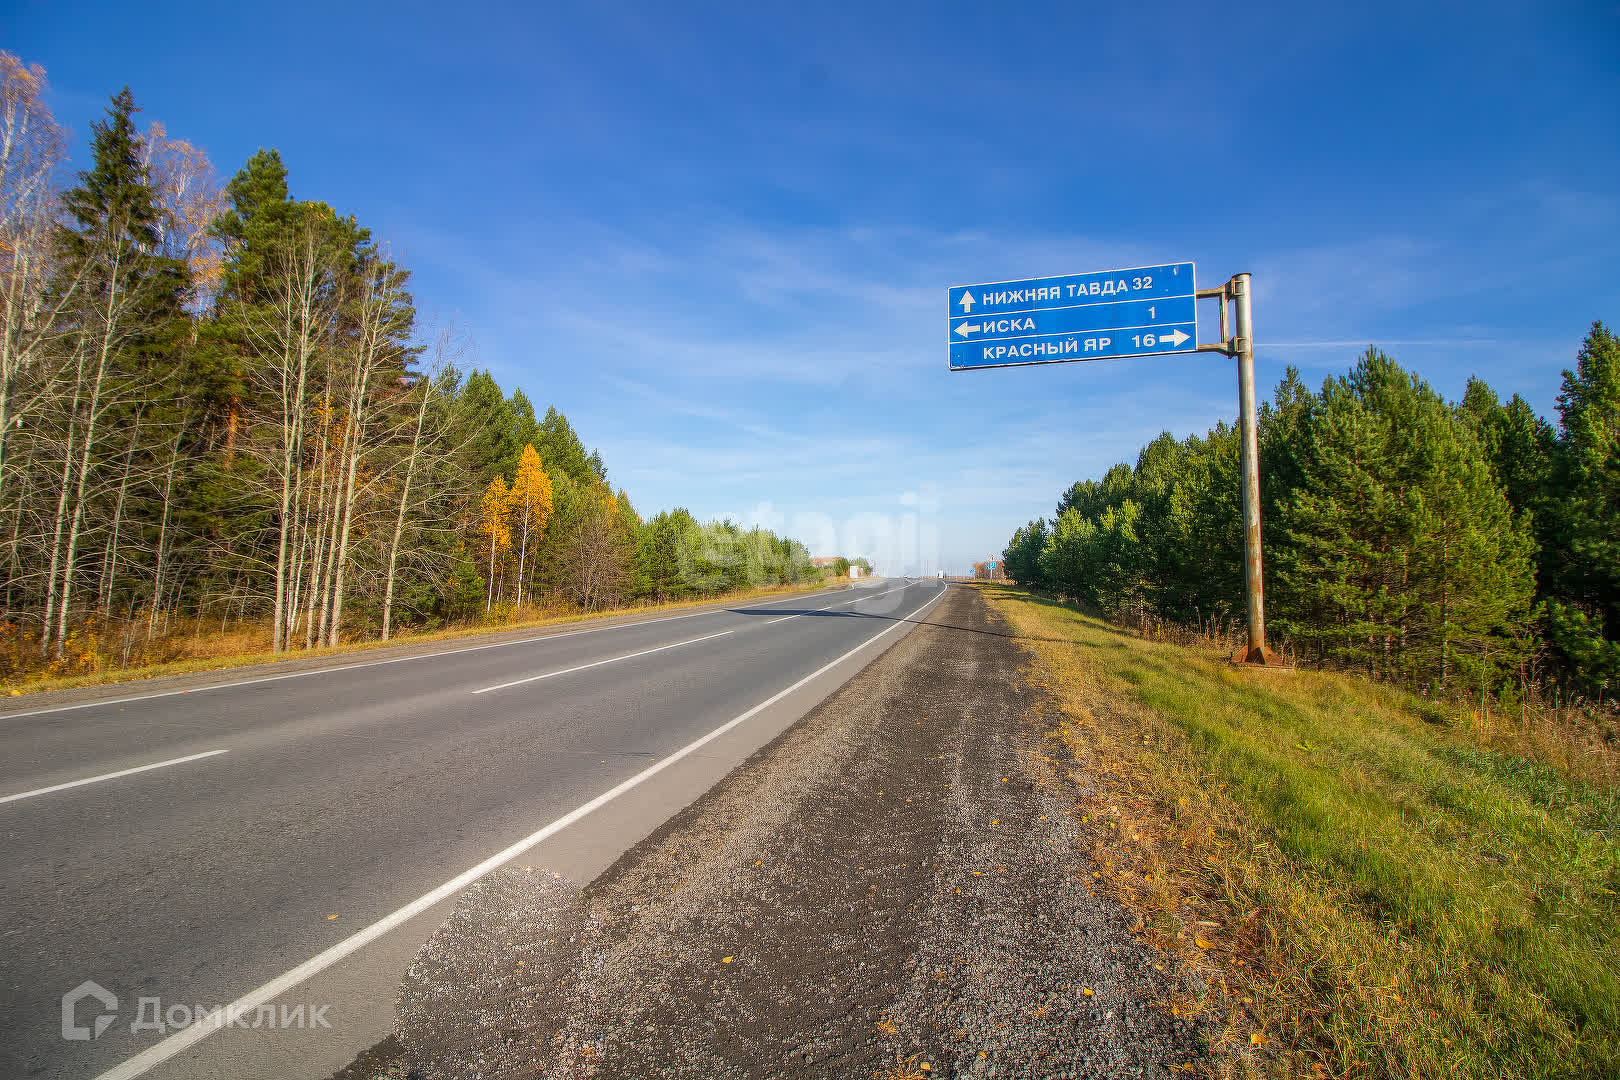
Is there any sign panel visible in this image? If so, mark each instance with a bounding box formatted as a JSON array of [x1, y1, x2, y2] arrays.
[[948, 262, 1196, 370]]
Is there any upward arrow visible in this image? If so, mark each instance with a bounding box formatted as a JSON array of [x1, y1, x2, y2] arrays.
[[958, 291, 976, 313]]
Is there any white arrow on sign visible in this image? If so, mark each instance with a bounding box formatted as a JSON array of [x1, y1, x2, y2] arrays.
[[954, 322, 982, 338], [1162, 328, 1190, 347], [958, 291, 976, 313]]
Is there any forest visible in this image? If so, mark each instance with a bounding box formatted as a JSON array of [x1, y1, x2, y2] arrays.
[[1002, 332, 1620, 704], [0, 59, 821, 680]]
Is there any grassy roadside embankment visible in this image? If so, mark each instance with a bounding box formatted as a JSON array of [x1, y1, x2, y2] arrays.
[[980, 584, 1618, 1079], [1, 579, 850, 698]]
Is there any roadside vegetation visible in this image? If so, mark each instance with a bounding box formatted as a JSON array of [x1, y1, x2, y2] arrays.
[[0, 578, 837, 696], [985, 583, 1618, 1079], [1002, 331, 1620, 705], [0, 57, 829, 685]]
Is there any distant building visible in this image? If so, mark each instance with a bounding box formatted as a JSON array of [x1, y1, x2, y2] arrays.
[[811, 555, 866, 578]]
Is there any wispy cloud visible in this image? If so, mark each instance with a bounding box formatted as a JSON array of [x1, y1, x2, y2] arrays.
[[1262, 339, 1506, 348], [394, 197, 1596, 571]]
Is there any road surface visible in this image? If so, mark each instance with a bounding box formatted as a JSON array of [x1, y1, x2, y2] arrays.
[[0, 578, 947, 1080]]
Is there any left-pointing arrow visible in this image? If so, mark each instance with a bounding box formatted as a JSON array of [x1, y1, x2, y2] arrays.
[[954, 322, 981, 338]]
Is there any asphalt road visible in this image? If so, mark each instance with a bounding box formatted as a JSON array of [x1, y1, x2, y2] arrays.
[[0, 577, 948, 1080]]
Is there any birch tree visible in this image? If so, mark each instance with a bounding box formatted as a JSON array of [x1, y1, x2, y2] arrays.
[[381, 328, 460, 640], [238, 210, 334, 652], [0, 53, 68, 506], [140, 122, 226, 322], [477, 475, 512, 613], [508, 443, 553, 607], [324, 251, 413, 645]]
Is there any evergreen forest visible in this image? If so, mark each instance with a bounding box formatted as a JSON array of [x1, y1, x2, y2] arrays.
[[0, 62, 820, 679], [1003, 334, 1620, 704]]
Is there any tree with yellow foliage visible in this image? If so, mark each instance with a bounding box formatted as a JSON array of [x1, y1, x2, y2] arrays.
[[477, 475, 512, 613], [508, 444, 554, 607]]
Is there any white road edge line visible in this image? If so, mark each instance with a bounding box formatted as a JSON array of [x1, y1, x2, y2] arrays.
[[0, 749, 229, 806], [90, 583, 949, 1080], [0, 587, 850, 722], [470, 629, 735, 695]]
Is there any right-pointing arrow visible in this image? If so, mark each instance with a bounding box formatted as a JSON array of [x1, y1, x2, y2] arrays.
[[1162, 328, 1190, 347]]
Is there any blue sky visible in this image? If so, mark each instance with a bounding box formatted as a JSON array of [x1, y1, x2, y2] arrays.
[[7, 1, 1618, 572]]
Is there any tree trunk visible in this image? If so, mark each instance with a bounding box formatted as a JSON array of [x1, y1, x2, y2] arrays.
[[303, 415, 335, 649], [54, 311, 118, 661], [40, 348, 85, 656], [147, 437, 180, 645], [97, 419, 141, 615], [381, 375, 431, 642], [515, 501, 530, 609], [266, 229, 321, 653], [487, 528, 497, 613], [327, 419, 363, 648]]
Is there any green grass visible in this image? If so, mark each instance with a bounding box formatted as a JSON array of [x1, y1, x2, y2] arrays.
[[983, 585, 1619, 1080]]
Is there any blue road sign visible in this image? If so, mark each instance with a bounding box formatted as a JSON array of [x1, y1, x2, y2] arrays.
[[948, 262, 1197, 370]]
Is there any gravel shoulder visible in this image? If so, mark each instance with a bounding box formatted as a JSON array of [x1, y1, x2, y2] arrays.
[[385, 585, 1207, 1078]]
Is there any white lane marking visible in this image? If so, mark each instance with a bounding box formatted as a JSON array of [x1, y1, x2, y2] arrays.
[[837, 583, 910, 605], [0, 749, 228, 806], [470, 629, 735, 695], [90, 584, 949, 1080], [762, 579, 922, 625], [0, 588, 846, 722]]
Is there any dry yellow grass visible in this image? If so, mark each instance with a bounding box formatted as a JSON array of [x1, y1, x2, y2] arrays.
[[982, 584, 1620, 1080], [2, 581, 840, 697]]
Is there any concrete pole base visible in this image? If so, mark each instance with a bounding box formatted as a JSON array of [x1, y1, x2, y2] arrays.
[[1231, 644, 1289, 667]]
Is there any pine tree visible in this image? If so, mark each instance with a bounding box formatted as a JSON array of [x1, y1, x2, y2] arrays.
[[1092, 499, 1147, 617], [213, 149, 296, 301], [1002, 518, 1049, 588], [452, 370, 519, 488], [1544, 323, 1620, 693], [535, 405, 601, 484], [1039, 508, 1095, 603], [1175, 424, 1244, 624], [1269, 350, 1533, 683]]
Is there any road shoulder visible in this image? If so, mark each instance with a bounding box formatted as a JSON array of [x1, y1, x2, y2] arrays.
[[388, 585, 1206, 1078]]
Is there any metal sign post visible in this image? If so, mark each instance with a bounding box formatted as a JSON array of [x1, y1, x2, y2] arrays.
[[950, 264, 1281, 666]]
